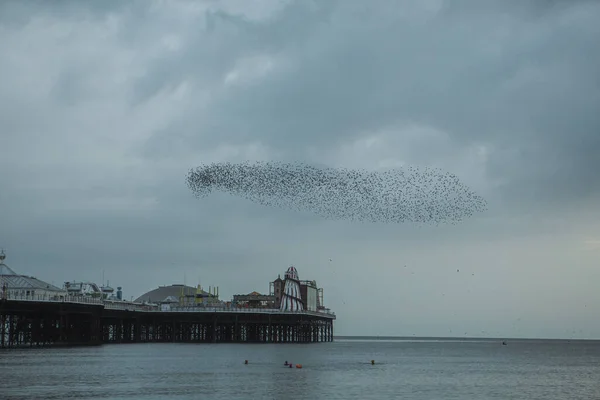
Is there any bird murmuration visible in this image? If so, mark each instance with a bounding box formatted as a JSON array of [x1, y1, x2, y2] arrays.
[[186, 160, 487, 224]]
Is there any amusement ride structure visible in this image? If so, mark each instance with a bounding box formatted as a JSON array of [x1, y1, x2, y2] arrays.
[[280, 266, 304, 312]]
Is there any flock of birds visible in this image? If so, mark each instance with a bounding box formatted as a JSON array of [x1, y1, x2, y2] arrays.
[[186, 161, 487, 224]]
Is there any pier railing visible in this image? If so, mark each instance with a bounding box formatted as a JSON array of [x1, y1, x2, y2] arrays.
[[3, 292, 103, 305], [2, 293, 335, 318], [160, 306, 336, 318], [103, 301, 157, 312], [103, 302, 335, 317]]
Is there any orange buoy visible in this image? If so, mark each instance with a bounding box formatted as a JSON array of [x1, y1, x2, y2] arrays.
[[296, 364, 302, 369]]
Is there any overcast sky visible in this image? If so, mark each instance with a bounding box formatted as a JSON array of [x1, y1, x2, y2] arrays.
[[1, 0, 599, 339]]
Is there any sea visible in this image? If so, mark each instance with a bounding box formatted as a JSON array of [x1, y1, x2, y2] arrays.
[[1, 337, 598, 400]]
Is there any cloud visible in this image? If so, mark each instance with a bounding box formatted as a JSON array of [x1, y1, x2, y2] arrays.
[[1, 0, 599, 338], [122, 0, 600, 211]]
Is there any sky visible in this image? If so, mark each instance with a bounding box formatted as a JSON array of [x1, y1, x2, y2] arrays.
[[1, 0, 599, 339]]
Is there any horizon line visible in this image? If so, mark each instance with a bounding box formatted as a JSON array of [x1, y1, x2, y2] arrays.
[[334, 335, 600, 341]]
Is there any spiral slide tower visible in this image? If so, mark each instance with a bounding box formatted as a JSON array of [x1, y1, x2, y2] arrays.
[[280, 266, 304, 312]]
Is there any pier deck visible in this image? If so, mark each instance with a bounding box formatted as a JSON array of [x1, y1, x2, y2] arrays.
[[0, 299, 334, 348]]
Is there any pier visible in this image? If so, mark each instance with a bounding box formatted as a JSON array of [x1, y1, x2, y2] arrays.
[[0, 300, 334, 348], [102, 308, 334, 344], [0, 255, 335, 348]]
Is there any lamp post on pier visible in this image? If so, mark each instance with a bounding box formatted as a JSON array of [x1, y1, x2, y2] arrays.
[[0, 250, 7, 300]]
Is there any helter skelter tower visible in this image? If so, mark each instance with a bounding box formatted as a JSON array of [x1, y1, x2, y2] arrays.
[[280, 266, 304, 312]]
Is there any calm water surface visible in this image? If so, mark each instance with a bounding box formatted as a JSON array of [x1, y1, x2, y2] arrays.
[[1, 339, 598, 399]]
